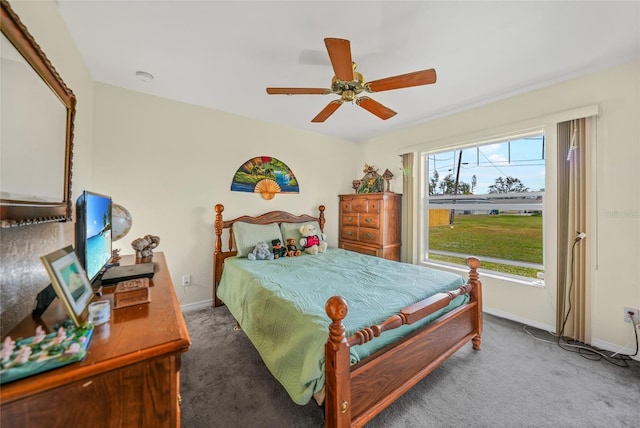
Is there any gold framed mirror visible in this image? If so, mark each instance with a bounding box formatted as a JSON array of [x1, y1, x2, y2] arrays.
[[0, 0, 76, 227]]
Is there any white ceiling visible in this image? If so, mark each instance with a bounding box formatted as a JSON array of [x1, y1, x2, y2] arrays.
[[56, 0, 640, 143]]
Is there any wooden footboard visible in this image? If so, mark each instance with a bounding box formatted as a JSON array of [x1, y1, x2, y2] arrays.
[[325, 258, 483, 428]]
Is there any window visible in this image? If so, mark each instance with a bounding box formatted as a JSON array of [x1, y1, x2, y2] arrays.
[[423, 131, 545, 279]]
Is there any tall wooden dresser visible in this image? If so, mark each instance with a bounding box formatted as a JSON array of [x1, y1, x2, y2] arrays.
[[339, 192, 402, 261], [1, 252, 190, 427]]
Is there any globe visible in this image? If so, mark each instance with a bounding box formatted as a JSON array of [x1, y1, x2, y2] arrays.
[[112, 203, 133, 241]]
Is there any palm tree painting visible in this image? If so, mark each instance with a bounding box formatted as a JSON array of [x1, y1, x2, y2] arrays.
[[231, 156, 299, 199]]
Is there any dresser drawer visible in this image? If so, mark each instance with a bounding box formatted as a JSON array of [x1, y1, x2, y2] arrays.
[[359, 213, 379, 228], [342, 213, 359, 226], [341, 199, 353, 213], [341, 242, 380, 257], [358, 227, 380, 244], [341, 226, 358, 241], [351, 198, 369, 213], [367, 199, 380, 213]]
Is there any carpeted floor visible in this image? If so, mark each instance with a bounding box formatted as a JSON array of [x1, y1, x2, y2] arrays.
[[180, 306, 640, 428]]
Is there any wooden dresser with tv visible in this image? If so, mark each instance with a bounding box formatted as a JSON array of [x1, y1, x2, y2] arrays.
[[339, 192, 402, 261], [0, 252, 191, 427]]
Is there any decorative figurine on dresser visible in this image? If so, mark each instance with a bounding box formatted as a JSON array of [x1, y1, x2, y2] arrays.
[[131, 234, 160, 260]]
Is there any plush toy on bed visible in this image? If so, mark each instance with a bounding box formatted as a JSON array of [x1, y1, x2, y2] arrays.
[[285, 238, 301, 257], [299, 223, 328, 255], [248, 241, 274, 260], [271, 239, 287, 259]]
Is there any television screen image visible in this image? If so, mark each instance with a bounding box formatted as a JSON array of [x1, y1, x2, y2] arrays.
[[75, 191, 112, 283]]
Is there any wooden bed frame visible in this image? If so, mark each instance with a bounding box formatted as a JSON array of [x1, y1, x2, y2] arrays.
[[213, 203, 483, 428]]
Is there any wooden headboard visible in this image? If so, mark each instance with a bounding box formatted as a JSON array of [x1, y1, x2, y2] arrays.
[[212, 203, 325, 307]]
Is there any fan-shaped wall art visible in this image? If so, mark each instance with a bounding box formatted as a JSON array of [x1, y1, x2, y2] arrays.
[[230, 156, 299, 200]]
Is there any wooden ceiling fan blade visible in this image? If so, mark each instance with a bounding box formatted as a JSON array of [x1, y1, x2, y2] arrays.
[[266, 87, 330, 95], [366, 68, 437, 93], [324, 38, 353, 82], [356, 96, 397, 120], [311, 100, 343, 122]]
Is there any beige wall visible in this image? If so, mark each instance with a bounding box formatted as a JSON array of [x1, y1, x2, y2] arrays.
[[356, 60, 640, 353], [91, 83, 356, 307], [1, 0, 638, 357]]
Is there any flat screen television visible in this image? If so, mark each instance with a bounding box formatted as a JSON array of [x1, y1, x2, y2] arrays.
[[75, 191, 112, 283]]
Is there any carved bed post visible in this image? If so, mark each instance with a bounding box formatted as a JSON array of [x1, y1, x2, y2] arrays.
[[466, 256, 483, 350], [325, 296, 352, 428], [213, 204, 225, 307], [318, 205, 326, 233]]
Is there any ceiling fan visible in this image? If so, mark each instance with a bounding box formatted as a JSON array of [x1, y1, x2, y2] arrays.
[[266, 38, 437, 123]]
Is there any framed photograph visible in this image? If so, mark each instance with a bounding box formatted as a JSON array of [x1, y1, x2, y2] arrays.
[[40, 246, 94, 326]]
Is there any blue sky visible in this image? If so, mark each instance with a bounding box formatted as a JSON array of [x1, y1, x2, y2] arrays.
[[427, 134, 545, 194], [85, 193, 111, 237]]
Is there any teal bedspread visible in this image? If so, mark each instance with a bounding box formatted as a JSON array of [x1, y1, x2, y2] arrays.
[[217, 247, 468, 405]]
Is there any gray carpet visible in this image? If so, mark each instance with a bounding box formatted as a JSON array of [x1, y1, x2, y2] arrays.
[[180, 306, 640, 428]]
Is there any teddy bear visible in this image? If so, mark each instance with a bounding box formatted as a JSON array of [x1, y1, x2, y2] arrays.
[[271, 238, 287, 259], [248, 241, 274, 260], [285, 238, 301, 257], [299, 223, 327, 255]]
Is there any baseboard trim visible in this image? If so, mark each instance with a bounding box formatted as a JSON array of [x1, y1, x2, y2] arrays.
[[484, 307, 555, 333], [485, 307, 640, 362], [180, 299, 213, 312], [591, 337, 640, 362]]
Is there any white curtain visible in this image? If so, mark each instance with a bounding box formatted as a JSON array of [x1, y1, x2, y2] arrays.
[[556, 118, 592, 342], [401, 153, 417, 264]]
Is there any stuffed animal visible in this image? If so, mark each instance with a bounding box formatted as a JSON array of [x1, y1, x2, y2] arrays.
[[299, 223, 327, 255], [248, 241, 274, 260], [271, 239, 287, 259], [285, 238, 301, 257]]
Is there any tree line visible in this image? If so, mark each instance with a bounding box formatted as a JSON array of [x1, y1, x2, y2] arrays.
[[429, 172, 531, 195]]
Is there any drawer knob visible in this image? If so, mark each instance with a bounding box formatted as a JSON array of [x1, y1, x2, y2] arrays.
[[347, 216, 353, 221], [364, 218, 372, 223], [364, 233, 372, 239]]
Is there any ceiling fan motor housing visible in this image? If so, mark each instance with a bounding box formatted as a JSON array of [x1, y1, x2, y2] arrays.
[[331, 70, 365, 101]]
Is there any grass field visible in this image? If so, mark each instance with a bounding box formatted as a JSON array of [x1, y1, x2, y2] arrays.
[[428, 214, 543, 278]]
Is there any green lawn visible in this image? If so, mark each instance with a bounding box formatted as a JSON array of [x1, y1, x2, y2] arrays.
[[428, 214, 543, 278]]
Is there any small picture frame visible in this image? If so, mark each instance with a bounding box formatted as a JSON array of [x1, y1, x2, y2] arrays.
[[40, 246, 94, 326]]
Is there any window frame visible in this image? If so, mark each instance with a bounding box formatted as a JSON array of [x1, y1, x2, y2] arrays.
[[418, 129, 547, 285]]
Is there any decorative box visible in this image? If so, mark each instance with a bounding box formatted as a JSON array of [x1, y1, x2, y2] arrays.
[[114, 278, 151, 309]]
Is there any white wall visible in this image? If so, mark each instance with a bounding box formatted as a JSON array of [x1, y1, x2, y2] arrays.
[[91, 83, 357, 307], [356, 60, 640, 352], [10, 0, 95, 199]]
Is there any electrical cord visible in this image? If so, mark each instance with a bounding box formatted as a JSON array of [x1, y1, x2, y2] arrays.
[[524, 318, 638, 368], [524, 236, 638, 368]]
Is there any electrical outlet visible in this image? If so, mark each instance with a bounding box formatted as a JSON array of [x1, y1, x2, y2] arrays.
[[182, 275, 191, 286], [624, 307, 639, 324]]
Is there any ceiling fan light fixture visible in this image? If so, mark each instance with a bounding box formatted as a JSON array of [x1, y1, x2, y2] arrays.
[[342, 90, 356, 102]]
